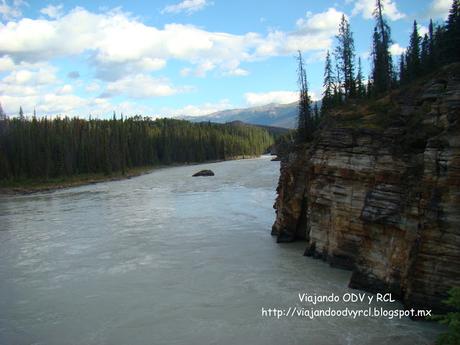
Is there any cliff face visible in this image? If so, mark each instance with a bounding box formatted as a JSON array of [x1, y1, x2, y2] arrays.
[[272, 64, 460, 313]]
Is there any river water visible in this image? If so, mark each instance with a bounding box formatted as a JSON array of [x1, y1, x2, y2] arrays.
[[0, 156, 442, 345]]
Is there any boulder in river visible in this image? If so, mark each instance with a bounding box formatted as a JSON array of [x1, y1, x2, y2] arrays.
[[192, 169, 215, 177]]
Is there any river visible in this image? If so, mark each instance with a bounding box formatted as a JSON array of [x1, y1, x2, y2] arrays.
[[0, 156, 442, 345]]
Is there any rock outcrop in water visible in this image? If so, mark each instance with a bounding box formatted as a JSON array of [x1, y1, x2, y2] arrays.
[[193, 170, 215, 177], [272, 64, 460, 313]]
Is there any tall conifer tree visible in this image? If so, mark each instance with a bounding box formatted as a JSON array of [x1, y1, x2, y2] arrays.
[[321, 50, 335, 113], [335, 15, 356, 99], [372, 0, 393, 94], [296, 51, 313, 143], [406, 21, 421, 80]]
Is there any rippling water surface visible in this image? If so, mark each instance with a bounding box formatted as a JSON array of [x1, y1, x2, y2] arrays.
[[0, 157, 441, 345]]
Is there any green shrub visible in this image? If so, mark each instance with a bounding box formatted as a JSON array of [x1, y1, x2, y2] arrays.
[[433, 287, 460, 345]]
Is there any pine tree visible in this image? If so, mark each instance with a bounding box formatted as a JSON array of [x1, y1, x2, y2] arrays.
[[421, 33, 429, 73], [0, 102, 6, 121], [19, 106, 24, 120], [446, 0, 460, 62], [434, 24, 447, 64], [399, 54, 406, 84], [334, 61, 343, 105], [356, 57, 365, 98], [428, 19, 435, 68], [296, 51, 313, 143], [372, 0, 393, 94], [321, 50, 335, 113], [313, 102, 320, 127], [366, 77, 373, 98], [335, 15, 356, 100], [406, 21, 421, 80]]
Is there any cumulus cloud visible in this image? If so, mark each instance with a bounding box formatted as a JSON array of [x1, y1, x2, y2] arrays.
[[0, 6, 344, 79], [0, 54, 14, 71], [0, 59, 172, 116], [2, 65, 57, 85], [244, 91, 299, 107], [254, 8, 344, 58], [223, 68, 249, 77], [85, 82, 100, 93], [0, 0, 26, 21], [56, 84, 73, 95], [0, 88, 89, 116], [351, 0, 405, 21], [418, 24, 429, 37], [0, 5, 347, 116], [389, 43, 406, 56], [40, 4, 64, 19], [39, 93, 88, 114], [296, 7, 344, 35], [164, 99, 233, 117], [103, 74, 186, 99], [161, 0, 212, 15], [425, 0, 451, 19]]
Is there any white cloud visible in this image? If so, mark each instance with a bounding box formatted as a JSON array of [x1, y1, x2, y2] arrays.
[[2, 65, 57, 85], [136, 57, 166, 71], [0, 59, 172, 117], [0, 83, 36, 97], [254, 8, 344, 58], [56, 83, 73, 95], [0, 92, 90, 116], [104, 74, 185, 99], [351, 0, 406, 21], [0, 7, 344, 79], [0, 6, 348, 117], [426, 0, 451, 19], [40, 4, 63, 19], [244, 91, 299, 107], [296, 7, 344, 35], [85, 82, 100, 93], [164, 99, 233, 117], [224, 68, 249, 77], [0, 0, 26, 21], [161, 0, 212, 15], [40, 93, 86, 114], [0, 54, 14, 71], [418, 24, 429, 37], [194, 60, 215, 77], [389, 43, 406, 56]]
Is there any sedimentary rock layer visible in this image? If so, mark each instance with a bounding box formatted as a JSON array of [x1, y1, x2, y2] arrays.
[[272, 64, 460, 313]]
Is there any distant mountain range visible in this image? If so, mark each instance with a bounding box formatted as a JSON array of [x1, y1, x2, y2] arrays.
[[182, 100, 322, 129], [182, 102, 304, 129]]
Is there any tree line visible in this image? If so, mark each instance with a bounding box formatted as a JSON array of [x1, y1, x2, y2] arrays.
[[0, 116, 273, 181], [296, 0, 460, 142]]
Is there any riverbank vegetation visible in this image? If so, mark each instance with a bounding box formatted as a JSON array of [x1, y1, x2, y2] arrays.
[[0, 117, 273, 185]]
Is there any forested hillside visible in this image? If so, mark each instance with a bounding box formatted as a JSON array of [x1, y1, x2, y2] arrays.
[[0, 117, 273, 182]]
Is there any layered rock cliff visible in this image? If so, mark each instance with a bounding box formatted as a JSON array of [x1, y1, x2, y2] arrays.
[[272, 64, 460, 313]]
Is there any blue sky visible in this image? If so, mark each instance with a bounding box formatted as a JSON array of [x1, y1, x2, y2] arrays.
[[0, 0, 453, 118]]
